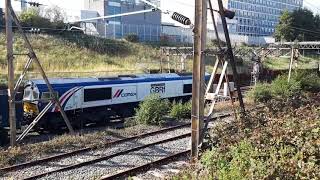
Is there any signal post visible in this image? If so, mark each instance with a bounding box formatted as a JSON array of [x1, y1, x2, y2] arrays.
[[191, 0, 207, 163], [5, 0, 16, 146]]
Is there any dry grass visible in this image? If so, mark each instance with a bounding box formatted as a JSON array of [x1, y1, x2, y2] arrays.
[[0, 130, 112, 168], [0, 33, 162, 81]]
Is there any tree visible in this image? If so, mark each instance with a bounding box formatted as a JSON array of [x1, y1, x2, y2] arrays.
[[291, 8, 315, 41], [19, 7, 52, 28], [274, 8, 320, 42], [274, 10, 294, 41], [44, 6, 66, 29], [0, 8, 4, 31]]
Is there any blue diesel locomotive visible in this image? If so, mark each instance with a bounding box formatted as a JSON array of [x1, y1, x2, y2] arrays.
[[0, 73, 209, 143]]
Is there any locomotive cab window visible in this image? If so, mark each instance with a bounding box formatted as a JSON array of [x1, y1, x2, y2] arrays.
[[183, 84, 192, 94], [84, 88, 111, 102], [41, 91, 59, 100]]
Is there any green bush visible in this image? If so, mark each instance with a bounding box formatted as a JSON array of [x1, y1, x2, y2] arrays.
[[201, 141, 267, 180], [271, 75, 301, 99], [170, 101, 191, 120], [124, 34, 139, 43], [249, 75, 301, 103], [135, 94, 170, 125], [294, 71, 320, 93], [19, 8, 52, 28], [248, 83, 272, 103]]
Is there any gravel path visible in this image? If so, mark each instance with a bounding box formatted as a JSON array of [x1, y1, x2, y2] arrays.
[[42, 137, 190, 180], [2, 113, 235, 180], [133, 157, 189, 180], [1, 127, 190, 180]]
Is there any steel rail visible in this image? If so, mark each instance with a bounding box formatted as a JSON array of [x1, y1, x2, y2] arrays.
[[0, 113, 232, 173], [22, 133, 192, 180], [100, 150, 191, 180]]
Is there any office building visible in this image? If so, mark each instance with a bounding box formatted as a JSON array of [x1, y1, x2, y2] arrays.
[[82, 0, 161, 41], [220, 0, 303, 36]]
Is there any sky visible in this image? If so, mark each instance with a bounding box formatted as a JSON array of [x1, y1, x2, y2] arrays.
[[1, 0, 320, 24]]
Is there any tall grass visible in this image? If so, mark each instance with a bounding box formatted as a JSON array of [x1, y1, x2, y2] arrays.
[[0, 33, 161, 78]]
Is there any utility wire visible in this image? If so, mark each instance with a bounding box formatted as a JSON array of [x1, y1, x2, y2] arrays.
[[290, 26, 320, 36]]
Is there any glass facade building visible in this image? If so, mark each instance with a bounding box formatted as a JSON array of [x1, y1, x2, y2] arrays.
[[84, 0, 161, 41], [227, 0, 303, 36]]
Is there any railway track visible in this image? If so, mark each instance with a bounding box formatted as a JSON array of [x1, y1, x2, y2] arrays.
[[1, 113, 233, 180]]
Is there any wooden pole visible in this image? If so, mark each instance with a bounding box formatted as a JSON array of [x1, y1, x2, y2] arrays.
[[191, 0, 207, 163], [288, 47, 294, 82], [5, 0, 16, 147]]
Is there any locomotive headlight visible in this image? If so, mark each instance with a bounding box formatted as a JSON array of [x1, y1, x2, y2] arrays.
[[23, 102, 39, 115], [23, 83, 40, 115]]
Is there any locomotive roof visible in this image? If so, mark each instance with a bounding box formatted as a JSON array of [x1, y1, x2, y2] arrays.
[[27, 73, 195, 86]]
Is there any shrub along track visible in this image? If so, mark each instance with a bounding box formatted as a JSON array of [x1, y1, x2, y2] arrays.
[[0, 113, 233, 180]]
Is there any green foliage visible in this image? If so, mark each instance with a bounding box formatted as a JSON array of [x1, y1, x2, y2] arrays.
[[274, 8, 320, 41], [247, 83, 272, 103], [274, 10, 294, 41], [174, 95, 320, 179], [294, 71, 320, 92], [19, 8, 52, 28], [170, 101, 191, 120], [135, 94, 170, 125], [43, 6, 66, 29], [201, 141, 268, 180], [124, 34, 139, 43], [18, 7, 66, 29], [0, 8, 4, 29], [248, 75, 301, 103], [271, 75, 301, 99]]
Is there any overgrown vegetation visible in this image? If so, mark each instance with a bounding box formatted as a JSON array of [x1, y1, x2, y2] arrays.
[[0, 33, 161, 79], [198, 96, 319, 179], [294, 71, 320, 93], [135, 94, 170, 125], [19, 6, 66, 29], [248, 72, 320, 103], [170, 101, 192, 120], [173, 73, 320, 180]]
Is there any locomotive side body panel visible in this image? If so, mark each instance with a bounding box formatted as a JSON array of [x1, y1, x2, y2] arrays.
[[111, 84, 138, 104]]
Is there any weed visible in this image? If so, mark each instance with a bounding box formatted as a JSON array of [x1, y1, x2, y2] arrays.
[[135, 94, 170, 125], [271, 75, 301, 99], [294, 71, 320, 92], [170, 101, 192, 120], [172, 93, 320, 180], [247, 83, 272, 103]]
